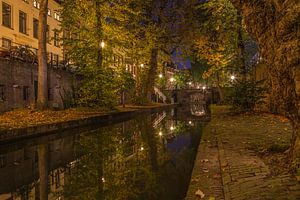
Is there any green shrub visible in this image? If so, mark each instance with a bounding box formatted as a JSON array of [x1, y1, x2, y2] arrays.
[[227, 79, 266, 112]]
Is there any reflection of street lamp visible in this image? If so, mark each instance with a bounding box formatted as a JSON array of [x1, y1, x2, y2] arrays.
[[159, 74, 163, 78]]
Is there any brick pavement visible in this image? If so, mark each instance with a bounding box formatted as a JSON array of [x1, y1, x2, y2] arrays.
[[186, 107, 300, 200]]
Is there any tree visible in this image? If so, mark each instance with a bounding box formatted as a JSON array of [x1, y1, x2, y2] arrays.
[[229, 0, 300, 172], [37, 0, 49, 109]]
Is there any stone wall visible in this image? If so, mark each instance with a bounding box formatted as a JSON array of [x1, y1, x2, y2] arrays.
[[0, 58, 75, 113]]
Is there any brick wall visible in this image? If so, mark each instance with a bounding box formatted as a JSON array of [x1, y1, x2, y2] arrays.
[[0, 58, 75, 112]]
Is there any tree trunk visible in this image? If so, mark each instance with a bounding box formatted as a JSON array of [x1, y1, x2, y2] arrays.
[[230, 0, 300, 171], [236, 9, 246, 80], [146, 48, 158, 101], [216, 72, 224, 102], [95, 1, 103, 68], [38, 143, 49, 200], [37, 0, 49, 109]]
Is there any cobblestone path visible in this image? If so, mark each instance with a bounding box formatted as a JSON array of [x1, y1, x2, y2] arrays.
[[186, 106, 300, 200]]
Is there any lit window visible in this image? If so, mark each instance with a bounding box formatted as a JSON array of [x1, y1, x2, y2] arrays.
[[54, 12, 60, 21], [48, 9, 51, 16], [33, 0, 40, 9]]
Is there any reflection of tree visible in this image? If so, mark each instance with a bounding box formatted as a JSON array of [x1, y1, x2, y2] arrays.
[[38, 143, 49, 200], [61, 113, 204, 200]]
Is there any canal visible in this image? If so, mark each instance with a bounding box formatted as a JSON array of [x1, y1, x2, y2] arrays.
[[0, 105, 209, 200]]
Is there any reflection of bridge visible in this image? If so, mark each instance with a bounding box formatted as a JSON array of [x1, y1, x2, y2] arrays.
[[164, 89, 210, 105]]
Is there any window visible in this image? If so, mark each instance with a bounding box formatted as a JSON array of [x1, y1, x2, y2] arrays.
[[33, 18, 39, 38], [54, 12, 60, 21], [48, 88, 53, 101], [48, 9, 51, 16], [2, 38, 11, 49], [0, 85, 5, 101], [33, 0, 40, 9], [23, 86, 29, 101], [2, 2, 12, 28], [46, 25, 50, 43], [53, 54, 59, 66], [54, 29, 59, 47], [0, 155, 6, 168], [19, 11, 27, 34]]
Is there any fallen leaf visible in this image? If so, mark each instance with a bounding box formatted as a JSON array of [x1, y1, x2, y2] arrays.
[[195, 189, 205, 199]]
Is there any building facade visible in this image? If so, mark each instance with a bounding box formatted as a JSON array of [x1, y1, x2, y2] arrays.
[[0, 0, 63, 62]]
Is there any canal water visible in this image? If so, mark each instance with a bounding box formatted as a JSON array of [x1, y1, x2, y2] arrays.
[[0, 106, 209, 200]]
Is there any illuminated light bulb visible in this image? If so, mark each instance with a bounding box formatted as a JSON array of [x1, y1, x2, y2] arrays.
[[140, 64, 144, 68], [159, 131, 162, 136], [202, 86, 206, 90], [170, 126, 174, 131], [170, 78, 174, 82], [230, 75, 236, 80], [189, 121, 192, 125], [159, 74, 163, 78], [140, 147, 144, 151], [101, 41, 105, 48]]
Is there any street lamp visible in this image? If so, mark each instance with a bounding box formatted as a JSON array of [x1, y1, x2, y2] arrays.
[[159, 73, 163, 78], [140, 64, 144, 68], [101, 41, 105, 48], [170, 77, 175, 82], [202, 86, 206, 90], [230, 75, 236, 81], [188, 82, 192, 86]]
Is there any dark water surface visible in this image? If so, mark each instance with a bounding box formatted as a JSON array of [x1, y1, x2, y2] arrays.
[[0, 106, 208, 200]]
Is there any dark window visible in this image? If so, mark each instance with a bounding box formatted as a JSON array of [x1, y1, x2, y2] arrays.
[[23, 86, 29, 101], [0, 155, 6, 168], [34, 81, 38, 101], [19, 11, 27, 34], [53, 54, 59, 66], [0, 85, 5, 101], [54, 29, 59, 47], [2, 2, 12, 28], [33, 18, 39, 38], [46, 25, 50, 43], [48, 88, 53, 101], [2, 38, 11, 49]]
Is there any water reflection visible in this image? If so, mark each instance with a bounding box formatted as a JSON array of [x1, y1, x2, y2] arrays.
[[0, 107, 207, 200]]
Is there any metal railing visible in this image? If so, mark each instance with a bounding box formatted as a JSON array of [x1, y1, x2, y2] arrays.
[[0, 38, 67, 69]]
